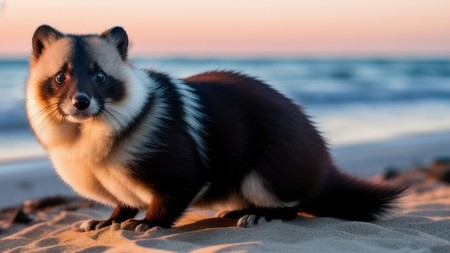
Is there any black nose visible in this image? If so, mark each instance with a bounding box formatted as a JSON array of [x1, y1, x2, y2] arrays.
[[72, 93, 90, 110]]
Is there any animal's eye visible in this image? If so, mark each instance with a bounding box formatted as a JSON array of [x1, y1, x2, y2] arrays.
[[95, 71, 106, 84], [55, 72, 66, 84]]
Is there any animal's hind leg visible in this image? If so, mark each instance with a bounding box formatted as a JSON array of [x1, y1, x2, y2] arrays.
[[218, 206, 299, 227]]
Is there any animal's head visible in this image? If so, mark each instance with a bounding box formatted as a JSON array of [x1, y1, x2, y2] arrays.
[[27, 25, 131, 125], [25, 25, 154, 149]]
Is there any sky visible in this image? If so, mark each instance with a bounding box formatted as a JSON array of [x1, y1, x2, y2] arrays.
[[0, 0, 449, 57]]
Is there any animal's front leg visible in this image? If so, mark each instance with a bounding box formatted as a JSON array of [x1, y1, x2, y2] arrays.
[[80, 205, 139, 231], [121, 193, 193, 231]]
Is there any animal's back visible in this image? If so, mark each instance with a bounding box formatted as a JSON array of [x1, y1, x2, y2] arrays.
[[184, 71, 331, 208], [185, 71, 407, 221]]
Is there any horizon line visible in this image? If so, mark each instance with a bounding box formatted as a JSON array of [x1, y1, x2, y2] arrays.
[[1, 52, 450, 61]]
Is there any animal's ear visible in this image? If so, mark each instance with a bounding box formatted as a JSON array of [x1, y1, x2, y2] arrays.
[[101, 27, 129, 61], [32, 25, 63, 59]]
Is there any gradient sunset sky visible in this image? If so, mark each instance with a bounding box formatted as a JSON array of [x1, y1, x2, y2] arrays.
[[0, 0, 449, 57]]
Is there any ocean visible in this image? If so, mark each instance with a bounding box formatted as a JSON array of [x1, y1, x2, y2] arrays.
[[1, 57, 450, 162]]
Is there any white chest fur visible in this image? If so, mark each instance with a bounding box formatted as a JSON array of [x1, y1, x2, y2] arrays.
[[48, 122, 153, 208]]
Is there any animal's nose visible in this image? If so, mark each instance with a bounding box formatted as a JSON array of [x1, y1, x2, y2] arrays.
[[72, 93, 90, 110]]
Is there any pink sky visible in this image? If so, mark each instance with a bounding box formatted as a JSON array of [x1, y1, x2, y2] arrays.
[[0, 0, 449, 57]]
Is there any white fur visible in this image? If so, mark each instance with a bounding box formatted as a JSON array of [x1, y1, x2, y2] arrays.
[[100, 68, 151, 134], [48, 122, 120, 206], [172, 79, 208, 164], [241, 171, 300, 208], [107, 75, 171, 166]]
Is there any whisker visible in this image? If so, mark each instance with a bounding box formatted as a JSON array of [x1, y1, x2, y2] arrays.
[[29, 106, 59, 131], [34, 106, 60, 134], [104, 102, 136, 116], [28, 103, 59, 122], [102, 108, 126, 130], [104, 101, 133, 117], [105, 106, 129, 122], [24, 96, 41, 102]]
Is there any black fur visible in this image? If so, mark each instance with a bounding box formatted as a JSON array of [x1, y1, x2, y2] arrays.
[[185, 71, 330, 204], [302, 170, 408, 221], [106, 70, 407, 228]]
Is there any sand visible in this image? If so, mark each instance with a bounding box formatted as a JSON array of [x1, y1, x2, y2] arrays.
[[1, 184, 450, 253], [1, 133, 450, 252]]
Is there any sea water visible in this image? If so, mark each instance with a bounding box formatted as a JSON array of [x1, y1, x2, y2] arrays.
[[1, 57, 450, 162]]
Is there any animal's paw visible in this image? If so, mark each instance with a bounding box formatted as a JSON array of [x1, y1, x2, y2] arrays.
[[217, 211, 271, 227], [237, 215, 269, 228], [120, 219, 152, 232], [79, 219, 114, 231]]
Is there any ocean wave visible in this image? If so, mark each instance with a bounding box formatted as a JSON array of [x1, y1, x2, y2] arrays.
[[1, 57, 449, 132]]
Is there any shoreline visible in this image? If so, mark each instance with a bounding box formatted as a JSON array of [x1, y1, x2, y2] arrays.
[[332, 130, 450, 176]]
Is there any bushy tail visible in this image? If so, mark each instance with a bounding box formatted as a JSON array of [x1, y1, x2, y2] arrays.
[[303, 169, 409, 221]]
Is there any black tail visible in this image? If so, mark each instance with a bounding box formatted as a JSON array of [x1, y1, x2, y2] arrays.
[[303, 168, 409, 221]]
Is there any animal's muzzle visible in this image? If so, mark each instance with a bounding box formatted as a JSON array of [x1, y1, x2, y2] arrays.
[[72, 93, 91, 110]]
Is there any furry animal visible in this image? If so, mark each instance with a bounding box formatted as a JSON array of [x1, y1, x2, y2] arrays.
[[26, 25, 407, 231]]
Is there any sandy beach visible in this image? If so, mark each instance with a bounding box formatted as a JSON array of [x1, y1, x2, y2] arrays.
[[1, 131, 450, 252]]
